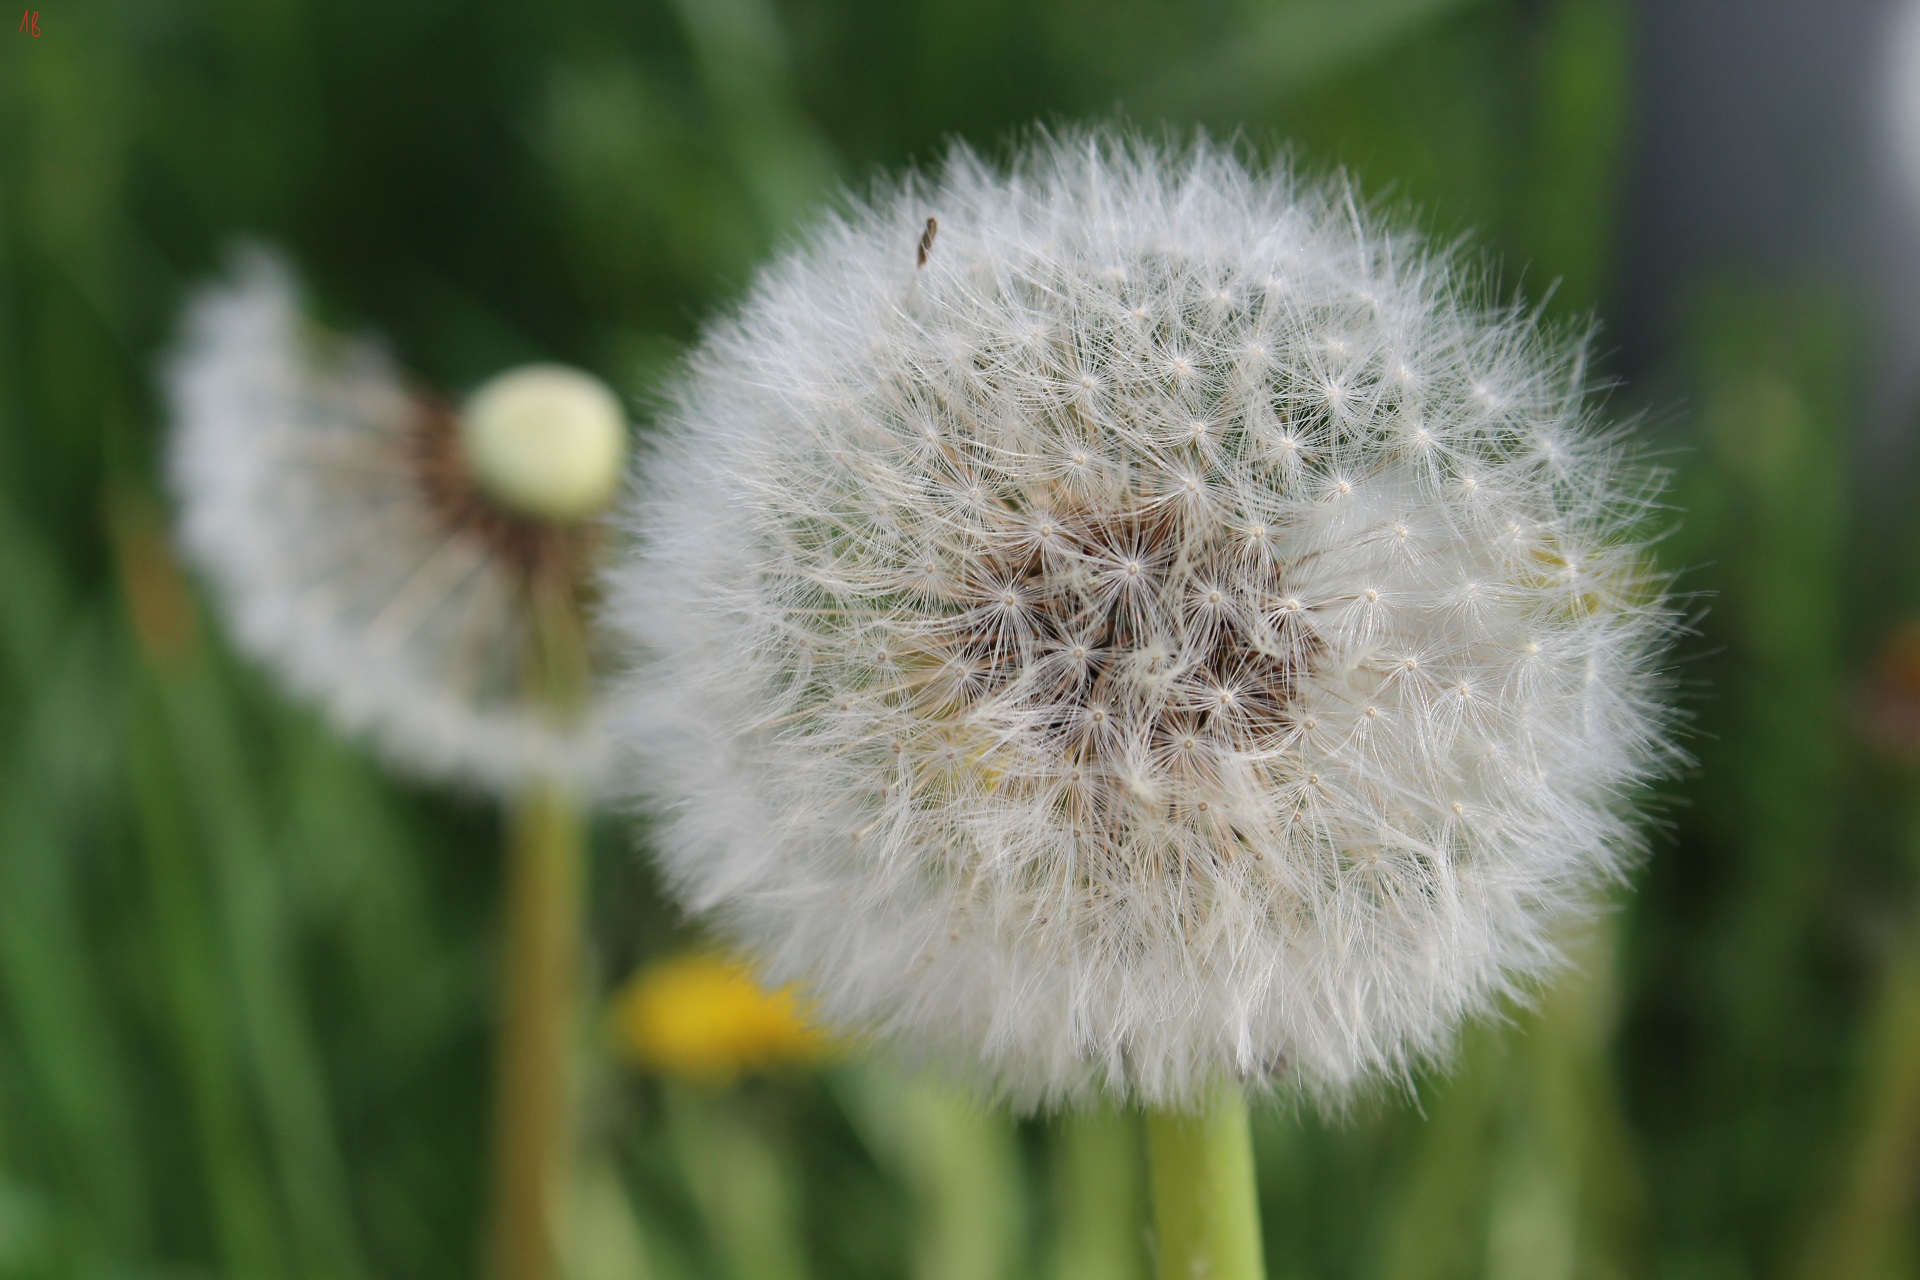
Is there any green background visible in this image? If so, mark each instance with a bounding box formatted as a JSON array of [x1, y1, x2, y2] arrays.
[[2, 1, 1916, 1277]]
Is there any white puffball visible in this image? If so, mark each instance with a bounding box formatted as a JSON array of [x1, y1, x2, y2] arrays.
[[462, 364, 627, 520], [608, 130, 1680, 1109]]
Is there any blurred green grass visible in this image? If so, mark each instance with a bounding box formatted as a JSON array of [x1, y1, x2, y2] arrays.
[[2, 1, 1917, 1278]]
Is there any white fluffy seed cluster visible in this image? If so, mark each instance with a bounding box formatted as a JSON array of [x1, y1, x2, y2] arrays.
[[611, 132, 1678, 1108], [167, 251, 616, 793]]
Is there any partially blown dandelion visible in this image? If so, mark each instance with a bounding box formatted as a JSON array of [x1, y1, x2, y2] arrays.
[[167, 251, 621, 793], [169, 251, 630, 1280], [612, 131, 1678, 1111]]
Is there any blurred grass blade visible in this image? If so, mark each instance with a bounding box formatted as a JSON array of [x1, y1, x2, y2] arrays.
[[125, 647, 289, 1280], [1046, 1107, 1146, 1280], [665, 0, 835, 236], [1664, 285, 1854, 1265], [834, 1068, 1026, 1280], [1152, 0, 1490, 111], [0, 494, 67, 684], [1485, 929, 1646, 1280], [1373, 1026, 1506, 1280], [661, 1085, 811, 1280], [1795, 798, 1920, 1280], [564, 1157, 669, 1280], [115, 491, 369, 1280], [0, 609, 149, 1272], [1371, 904, 1645, 1280], [1520, 0, 1632, 315]]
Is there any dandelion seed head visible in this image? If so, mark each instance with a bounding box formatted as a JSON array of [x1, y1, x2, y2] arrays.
[[168, 250, 621, 793], [611, 130, 1679, 1108]]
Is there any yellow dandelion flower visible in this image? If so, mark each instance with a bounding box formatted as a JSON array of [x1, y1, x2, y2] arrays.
[[612, 954, 835, 1084]]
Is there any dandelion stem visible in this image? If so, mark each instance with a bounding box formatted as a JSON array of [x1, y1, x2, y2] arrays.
[[487, 780, 585, 1280], [487, 576, 591, 1280], [1145, 1088, 1265, 1280]]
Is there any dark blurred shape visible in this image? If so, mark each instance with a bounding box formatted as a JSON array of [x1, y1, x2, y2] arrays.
[[1862, 621, 1920, 762]]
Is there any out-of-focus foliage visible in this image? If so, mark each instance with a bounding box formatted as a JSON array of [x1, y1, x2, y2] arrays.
[[1, 1, 1916, 1278]]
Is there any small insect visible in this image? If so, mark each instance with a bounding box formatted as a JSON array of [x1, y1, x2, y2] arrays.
[[916, 217, 938, 267]]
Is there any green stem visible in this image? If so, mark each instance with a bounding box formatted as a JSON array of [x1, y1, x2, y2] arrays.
[[487, 573, 592, 1280], [487, 781, 586, 1280], [1145, 1088, 1266, 1280]]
